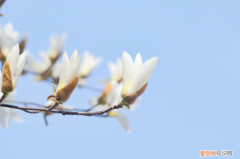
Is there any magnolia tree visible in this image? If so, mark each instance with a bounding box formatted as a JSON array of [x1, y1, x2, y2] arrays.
[[0, 21, 158, 132]]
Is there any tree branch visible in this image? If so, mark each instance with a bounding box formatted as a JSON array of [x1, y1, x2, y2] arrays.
[[4, 100, 96, 112], [0, 103, 122, 116]]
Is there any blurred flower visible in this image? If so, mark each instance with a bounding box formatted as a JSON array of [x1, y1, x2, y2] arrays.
[[23, 34, 66, 83], [0, 90, 25, 130], [121, 51, 158, 106], [108, 58, 122, 82], [50, 61, 61, 83], [48, 34, 67, 64], [0, 23, 19, 61], [0, 44, 26, 102], [78, 51, 102, 87], [47, 50, 81, 103], [97, 58, 122, 87], [24, 51, 51, 75], [19, 34, 28, 55], [23, 50, 61, 83]]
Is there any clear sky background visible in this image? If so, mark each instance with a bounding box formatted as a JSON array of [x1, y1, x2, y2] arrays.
[[0, 0, 240, 158]]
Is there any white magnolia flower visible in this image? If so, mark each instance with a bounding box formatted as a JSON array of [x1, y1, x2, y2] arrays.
[[0, 44, 26, 101], [47, 50, 81, 103], [121, 51, 158, 105], [0, 23, 19, 57], [0, 90, 25, 130], [48, 34, 67, 61], [78, 51, 102, 87]]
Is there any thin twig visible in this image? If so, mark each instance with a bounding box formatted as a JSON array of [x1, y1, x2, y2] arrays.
[[4, 100, 95, 112], [0, 103, 123, 116], [48, 103, 59, 111]]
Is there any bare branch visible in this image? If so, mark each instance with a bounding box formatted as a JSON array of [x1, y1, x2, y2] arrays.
[[0, 103, 122, 116], [4, 100, 97, 112]]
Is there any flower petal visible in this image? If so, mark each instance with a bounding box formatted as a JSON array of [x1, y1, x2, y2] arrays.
[[2, 89, 16, 104], [58, 52, 69, 90], [6, 44, 19, 82], [52, 83, 56, 96], [94, 104, 109, 111], [0, 107, 10, 130], [13, 51, 26, 89], [121, 51, 134, 97], [115, 112, 131, 133], [131, 57, 158, 93], [63, 54, 81, 87], [9, 109, 25, 123], [124, 53, 143, 95]]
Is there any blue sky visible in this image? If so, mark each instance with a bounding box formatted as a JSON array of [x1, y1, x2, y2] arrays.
[[0, 0, 240, 158]]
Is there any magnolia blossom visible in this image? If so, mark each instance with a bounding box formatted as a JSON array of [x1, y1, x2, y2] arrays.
[[0, 90, 25, 129], [78, 51, 102, 87], [0, 44, 26, 101], [0, 23, 19, 58], [47, 50, 81, 103], [24, 51, 62, 83], [121, 51, 158, 105], [48, 34, 67, 62], [24, 51, 51, 74]]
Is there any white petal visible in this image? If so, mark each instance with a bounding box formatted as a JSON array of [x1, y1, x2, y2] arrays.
[[63, 54, 81, 87], [70, 50, 78, 61], [51, 62, 61, 78], [78, 78, 86, 87], [111, 82, 123, 106], [62, 105, 74, 111], [94, 104, 109, 111], [39, 51, 51, 67], [2, 89, 16, 104], [6, 44, 19, 83], [0, 107, 10, 130], [88, 98, 98, 106], [97, 78, 110, 87], [13, 51, 26, 89], [45, 101, 55, 107], [106, 81, 118, 105], [52, 83, 56, 96], [116, 112, 131, 133], [108, 61, 116, 78], [9, 109, 24, 123], [121, 52, 134, 97], [122, 53, 143, 96], [130, 57, 158, 94], [79, 51, 102, 77], [58, 52, 69, 90]]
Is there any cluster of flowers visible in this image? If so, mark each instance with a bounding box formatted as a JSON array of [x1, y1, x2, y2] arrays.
[[0, 23, 158, 132]]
